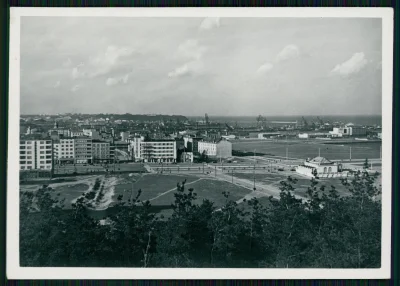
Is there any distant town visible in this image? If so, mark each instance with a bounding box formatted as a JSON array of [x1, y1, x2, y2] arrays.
[[19, 113, 382, 181]]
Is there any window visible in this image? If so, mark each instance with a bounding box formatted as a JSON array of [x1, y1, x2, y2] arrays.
[[40, 146, 44, 149], [40, 156, 45, 159], [40, 151, 44, 154], [20, 141, 25, 144], [20, 156, 26, 159], [46, 160, 52, 164], [27, 151, 32, 154], [19, 151, 25, 154], [20, 146, 26, 149], [27, 166, 32, 170], [27, 146, 32, 149], [27, 156, 32, 159], [21, 166, 25, 170], [20, 161, 26, 164]]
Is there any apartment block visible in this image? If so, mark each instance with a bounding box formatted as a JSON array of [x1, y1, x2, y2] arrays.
[[92, 140, 112, 163], [53, 138, 75, 164], [19, 139, 53, 171], [134, 138, 177, 163], [74, 137, 92, 164]]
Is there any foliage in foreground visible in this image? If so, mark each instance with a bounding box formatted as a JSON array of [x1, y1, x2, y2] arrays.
[[20, 167, 381, 268]]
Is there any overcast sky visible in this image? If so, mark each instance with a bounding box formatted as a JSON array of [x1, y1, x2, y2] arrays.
[[20, 16, 382, 116]]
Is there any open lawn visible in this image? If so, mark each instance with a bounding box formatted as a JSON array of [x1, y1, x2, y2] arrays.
[[149, 178, 252, 208], [113, 174, 200, 203], [233, 141, 381, 160]]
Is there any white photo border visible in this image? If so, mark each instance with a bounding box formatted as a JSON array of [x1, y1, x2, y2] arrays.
[[7, 7, 394, 280]]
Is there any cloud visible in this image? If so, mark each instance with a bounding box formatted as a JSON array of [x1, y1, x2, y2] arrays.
[[168, 64, 190, 78], [257, 62, 274, 73], [199, 17, 220, 31], [71, 84, 81, 92], [71, 46, 135, 80], [176, 39, 206, 60], [276, 45, 300, 62], [53, 81, 61, 88], [71, 63, 85, 79], [168, 61, 204, 78], [106, 73, 130, 86], [62, 58, 72, 68], [89, 46, 135, 77], [331, 52, 368, 76], [169, 40, 207, 78]]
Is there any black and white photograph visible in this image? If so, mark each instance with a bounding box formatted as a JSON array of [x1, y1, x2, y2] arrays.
[[7, 8, 393, 280]]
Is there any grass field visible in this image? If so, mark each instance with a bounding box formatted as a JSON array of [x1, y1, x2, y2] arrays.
[[233, 140, 381, 160], [149, 178, 252, 208], [113, 174, 200, 203], [232, 171, 350, 198]]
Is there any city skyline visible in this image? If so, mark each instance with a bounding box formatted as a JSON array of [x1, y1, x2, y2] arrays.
[[21, 17, 382, 116]]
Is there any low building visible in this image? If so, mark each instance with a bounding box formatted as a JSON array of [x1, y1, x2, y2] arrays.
[[296, 156, 340, 177], [257, 132, 281, 139], [298, 133, 309, 139], [83, 128, 101, 140]]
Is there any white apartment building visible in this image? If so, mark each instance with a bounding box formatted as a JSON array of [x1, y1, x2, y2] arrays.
[[20, 139, 53, 170], [139, 139, 177, 163], [198, 141, 217, 156], [53, 138, 75, 164], [198, 139, 232, 158]]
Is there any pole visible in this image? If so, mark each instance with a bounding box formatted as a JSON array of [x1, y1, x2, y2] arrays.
[[203, 163, 204, 174], [215, 166, 216, 177], [380, 145, 382, 160], [286, 147, 288, 161], [232, 170, 233, 183], [253, 164, 256, 191], [371, 162, 373, 171], [318, 148, 321, 157], [349, 146, 352, 162]]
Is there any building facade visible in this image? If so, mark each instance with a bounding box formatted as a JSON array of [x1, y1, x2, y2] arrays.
[[198, 139, 232, 158], [140, 140, 177, 163], [74, 137, 92, 164], [20, 139, 53, 171], [92, 141, 112, 163], [53, 138, 75, 164], [296, 157, 339, 177]]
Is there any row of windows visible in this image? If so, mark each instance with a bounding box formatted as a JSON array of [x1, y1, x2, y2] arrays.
[[21, 166, 51, 170], [20, 160, 52, 164]]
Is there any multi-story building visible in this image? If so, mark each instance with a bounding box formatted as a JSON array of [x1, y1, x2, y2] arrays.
[[135, 138, 177, 163], [19, 139, 53, 171], [197, 138, 232, 158], [74, 137, 92, 164], [53, 138, 75, 164], [92, 140, 112, 163]]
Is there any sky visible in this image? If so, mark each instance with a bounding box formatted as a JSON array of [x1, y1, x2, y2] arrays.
[[20, 16, 383, 116]]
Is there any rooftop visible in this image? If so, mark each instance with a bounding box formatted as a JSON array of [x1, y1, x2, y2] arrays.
[[307, 157, 334, 164]]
